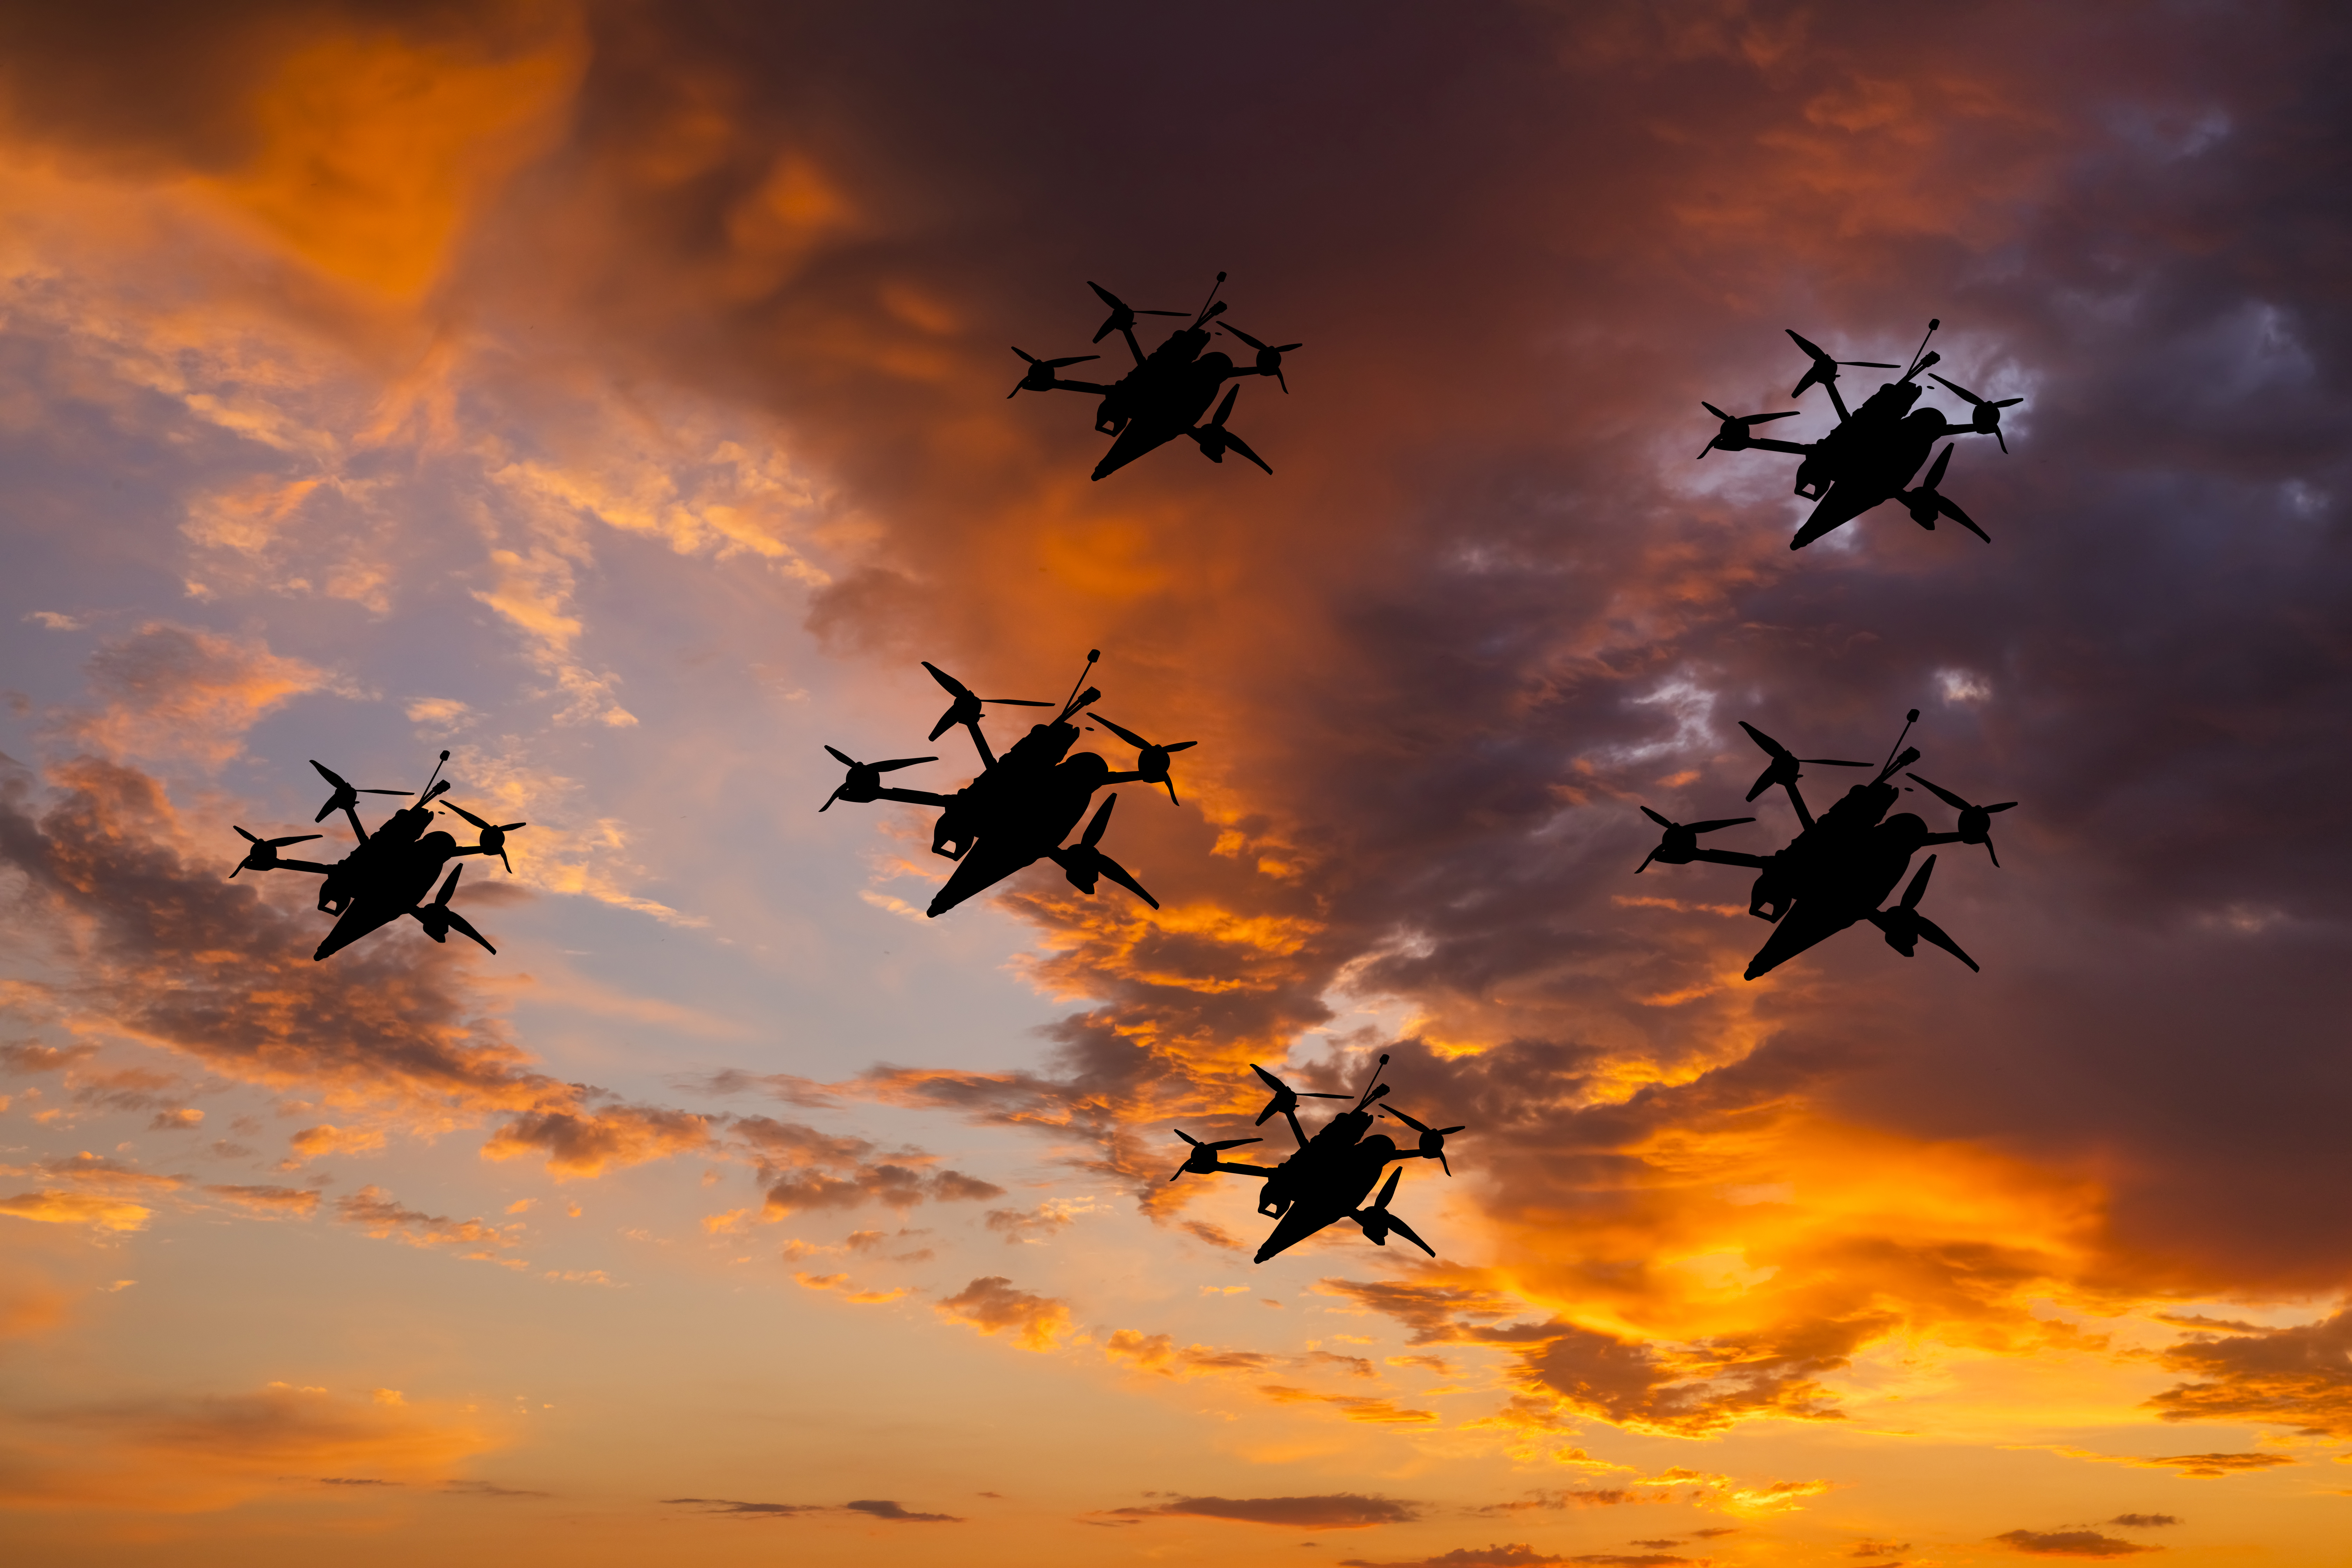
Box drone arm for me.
[271,859,337,875]
[875,786,955,807]
[1688,847,1767,869]
[342,807,370,844]
[1825,383,1851,422]
[1917,830,1966,847]
[1210,1160,1278,1177]
[1279,1107,1310,1149]
[1118,326,1145,365]
[1052,378,1115,395]
[1745,437,1812,457]
[1097,769,1146,786]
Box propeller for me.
[441,802,527,873]
[1785,329,1898,399]
[1189,385,1272,474]
[1380,1104,1465,1176]
[1054,794,1159,909]
[819,745,936,812]
[1090,715,1197,804]
[1635,805,1755,873]
[228,825,321,877]
[1007,345,1099,398]
[1928,373,2023,453]
[922,660,1051,742]
[1696,401,1800,459]
[407,863,496,953]
[1906,772,2017,867]
[1868,854,1977,971]
[1351,1166,1435,1255]
[1896,444,1991,542]
[1737,720,1871,804]
[1087,280,1185,344]
[1248,1062,1350,1127]
[1169,1126,1262,1181]
[308,759,409,823]
[1219,322,1302,392]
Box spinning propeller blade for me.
[1168,1126,1261,1180]
[1248,1063,1349,1126]
[1906,772,2017,867]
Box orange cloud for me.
[64,623,344,766]
[199,7,585,300]
[480,1104,710,1181]
[933,1276,1070,1352]
[0,1381,497,1513]
[0,1191,152,1233]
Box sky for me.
[1,1,2348,1563]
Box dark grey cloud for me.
[1106,1493,1421,1528]
[662,1496,960,1521]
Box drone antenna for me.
[1192,271,1228,328]
[1056,649,1101,719]
[1356,1051,1392,1108]
[1879,708,1922,779]
[420,749,452,798]
[1904,318,1941,379]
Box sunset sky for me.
[3,3,2350,1564]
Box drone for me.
[1633,709,2017,980]
[1696,318,2023,549]
[1009,272,1299,480]
[818,651,1195,919]
[225,751,525,961]
[1169,1055,1463,1265]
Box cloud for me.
[0,1190,152,1232]
[1102,1330,1275,1379]
[480,1104,710,1182]
[334,1186,517,1260]
[1106,1493,1421,1529]
[64,623,347,766]
[2146,1310,2352,1436]
[2107,1515,2179,1528]
[0,1381,496,1512]
[663,1496,960,1522]
[933,1276,1070,1352]
[728,1115,1002,1217]
[202,1184,320,1217]
[1256,1385,1439,1425]
[1991,1530,2160,1558]
[1340,1548,1567,1568]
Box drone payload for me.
[1169,1055,1464,1265]
[817,650,1196,919]
[1009,272,1299,481]
[1696,319,2023,549]
[1633,709,2017,981]
[225,750,525,962]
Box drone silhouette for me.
[1009,272,1298,480]
[1697,319,2022,548]
[225,751,525,961]
[818,651,1195,918]
[1169,1055,1462,1264]
[1633,710,2016,979]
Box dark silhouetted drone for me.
[818,651,1194,918]
[1169,1055,1462,1265]
[226,751,525,961]
[1009,273,1298,480]
[1634,710,2016,980]
[1697,319,2022,548]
